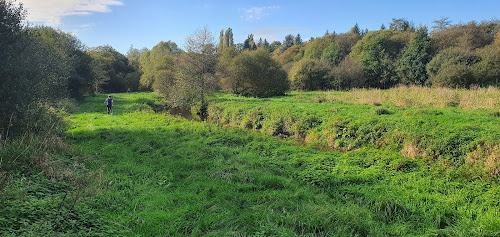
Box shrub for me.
[374,108,391,115]
[289,58,331,91]
[431,64,476,88]
[331,58,366,90]
[427,47,480,88]
[220,49,289,97]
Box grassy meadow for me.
[2,89,500,236]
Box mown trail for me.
[66,92,499,236]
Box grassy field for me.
[2,90,499,236]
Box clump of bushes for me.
[218,48,289,97]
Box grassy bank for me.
[2,91,499,235]
[68,92,498,235]
[209,87,500,180]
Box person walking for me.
[105,95,113,115]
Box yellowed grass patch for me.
[324,85,500,110]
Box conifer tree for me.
[294,34,303,45]
[224,27,234,47]
[350,23,361,36]
[218,29,224,52]
[398,27,432,85]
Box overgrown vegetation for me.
[208,88,500,181]
[2,1,500,235]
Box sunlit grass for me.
[58,91,500,235]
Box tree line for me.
[2,0,500,138]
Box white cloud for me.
[240,6,279,21]
[20,0,123,26]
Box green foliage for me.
[273,44,304,68]
[0,2,90,138]
[138,41,179,92]
[220,49,289,97]
[88,45,136,93]
[427,47,481,88]
[243,34,257,50]
[321,43,345,66]
[303,34,335,59]
[431,22,495,52]
[474,34,500,86]
[398,27,432,85]
[290,58,331,91]
[431,64,477,88]
[169,26,218,109]
[389,18,415,32]
[350,30,414,88]
[2,92,496,236]
[374,108,391,115]
[331,58,366,90]
[268,41,282,53]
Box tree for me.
[217,46,239,92]
[1,1,88,136]
[29,26,92,98]
[432,17,452,32]
[474,34,500,86]
[331,58,366,90]
[294,34,303,45]
[224,27,234,47]
[349,30,413,88]
[283,34,295,50]
[218,29,224,52]
[289,58,331,91]
[426,47,480,88]
[257,38,263,48]
[303,34,335,59]
[398,27,432,85]
[274,45,304,73]
[139,41,180,91]
[430,23,494,52]
[88,45,135,93]
[389,18,415,32]
[350,23,361,36]
[219,49,289,97]
[322,43,344,66]
[170,26,218,112]
[263,39,270,51]
[126,46,147,91]
[243,34,257,50]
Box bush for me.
[289,58,331,91]
[431,64,476,88]
[427,47,480,88]
[331,58,366,90]
[220,49,289,97]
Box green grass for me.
[63,92,499,236]
[3,91,499,236]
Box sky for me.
[19,0,500,54]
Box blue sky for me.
[20,0,500,54]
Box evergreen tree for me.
[263,39,270,51]
[398,27,432,85]
[284,34,295,49]
[243,34,257,50]
[294,34,303,45]
[249,34,257,50]
[257,37,263,48]
[224,27,234,47]
[218,29,224,52]
[350,23,361,36]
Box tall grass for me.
[322,85,500,110]
[4,91,499,235]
